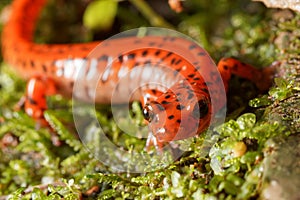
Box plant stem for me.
[129,0,174,29]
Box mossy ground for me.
[0,0,298,199]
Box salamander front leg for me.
[22,76,56,127]
[145,131,165,153]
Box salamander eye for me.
[192,99,209,119]
[143,105,154,122]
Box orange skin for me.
[2,0,274,150]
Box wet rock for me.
[261,134,300,200]
[253,0,300,13]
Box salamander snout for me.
[142,94,211,144]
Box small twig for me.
[129,0,174,29]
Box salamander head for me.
[142,89,212,145]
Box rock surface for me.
[254,0,300,13]
[261,134,300,200]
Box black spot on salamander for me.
[156,104,165,111]
[127,53,136,60]
[118,54,123,62]
[144,60,151,65]
[188,74,195,78]
[155,50,161,56]
[162,52,173,60]
[201,88,209,93]
[148,42,156,46]
[162,37,169,41]
[142,50,148,57]
[134,39,142,44]
[170,58,176,65]
[175,59,182,65]
[98,55,109,62]
[162,37,176,42]
[28,97,38,105]
[69,81,74,88]
[176,104,185,110]
[161,100,170,104]
[115,83,120,93]
[193,77,201,81]
[30,60,35,68]
[187,93,194,99]
[80,45,90,51]
[168,115,175,120]
[151,89,157,95]
[67,44,74,49]
[197,52,205,56]
[200,82,208,87]
[56,48,64,54]
[165,94,171,99]
[42,64,47,73]
[176,68,181,72]
[39,108,46,113]
[223,65,228,70]
[176,119,181,123]
[189,44,197,50]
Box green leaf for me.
[249,95,271,107]
[83,0,118,31]
[236,113,256,130]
